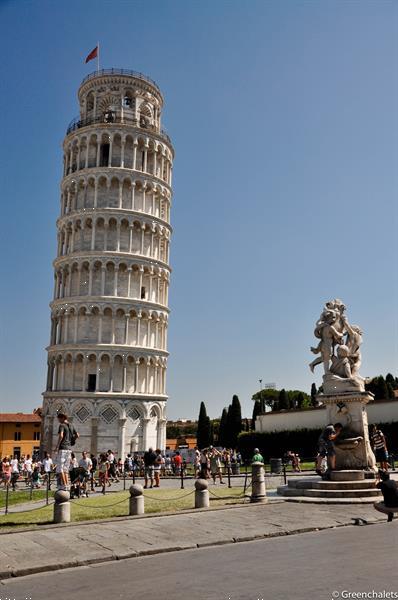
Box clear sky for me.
[0,0,397,420]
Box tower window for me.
[141,287,146,299]
[123,96,132,107]
[87,374,96,392]
[100,144,110,167]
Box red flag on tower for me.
[85,46,98,64]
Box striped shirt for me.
[371,430,385,450]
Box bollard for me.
[250,462,267,503]
[53,490,71,523]
[195,478,209,509]
[129,484,144,515]
[227,465,231,488]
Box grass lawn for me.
[0,485,248,530]
[0,489,53,508]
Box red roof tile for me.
[0,413,41,423]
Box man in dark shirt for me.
[143,447,157,489]
[377,470,398,509]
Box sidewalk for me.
[0,498,388,580]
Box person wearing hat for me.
[252,448,264,463]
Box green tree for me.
[197,402,211,449]
[218,408,228,447]
[278,389,289,410]
[386,373,398,390]
[252,388,279,411]
[208,418,214,446]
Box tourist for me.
[23,454,33,484]
[42,452,53,488]
[78,451,92,497]
[200,448,210,479]
[124,453,132,476]
[209,447,225,484]
[173,451,182,475]
[98,453,110,490]
[193,447,201,477]
[10,454,19,491]
[292,453,301,472]
[316,422,343,476]
[371,425,389,471]
[154,449,163,487]
[143,447,157,489]
[31,466,42,488]
[252,448,264,463]
[164,454,172,475]
[376,470,398,521]
[54,412,79,490]
[1,457,11,489]
[107,450,119,482]
[90,453,97,489]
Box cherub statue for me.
[309,310,344,373]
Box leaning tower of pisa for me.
[41,68,173,458]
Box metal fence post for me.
[180,465,184,489]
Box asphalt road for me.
[1,522,397,600]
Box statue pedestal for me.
[319,392,376,472]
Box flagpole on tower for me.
[97,41,100,74]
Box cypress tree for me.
[252,400,261,429]
[229,395,243,449]
[310,383,317,407]
[197,402,211,449]
[296,392,305,409]
[278,389,288,410]
[219,408,228,447]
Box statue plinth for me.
[318,391,376,472]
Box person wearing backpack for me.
[54,412,79,490]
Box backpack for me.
[68,424,78,446]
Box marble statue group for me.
[309,299,365,394]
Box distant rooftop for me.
[0,413,41,423]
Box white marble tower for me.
[41,68,173,458]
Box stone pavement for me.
[0,498,389,580]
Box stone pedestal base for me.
[319,391,377,472]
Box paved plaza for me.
[1,522,397,600]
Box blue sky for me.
[0,0,397,419]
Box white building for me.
[255,399,398,433]
[41,68,174,458]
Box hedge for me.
[237,421,398,461]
